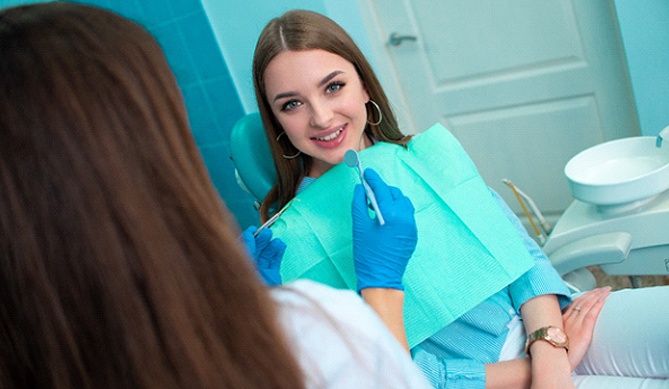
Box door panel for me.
[415,0,585,86]
[362,0,640,216]
[448,96,602,210]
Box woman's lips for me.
[311,125,346,149]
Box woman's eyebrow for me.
[273,91,297,102]
[272,70,345,102]
[318,70,344,87]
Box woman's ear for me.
[358,75,370,101]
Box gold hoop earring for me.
[276,132,302,159]
[366,100,383,126]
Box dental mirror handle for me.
[345,149,384,225]
[362,172,385,225]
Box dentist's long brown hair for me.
[0,3,304,388]
[253,10,411,222]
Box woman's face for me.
[263,49,372,178]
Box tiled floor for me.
[590,265,669,291]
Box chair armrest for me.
[548,232,632,275]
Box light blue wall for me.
[614,0,669,136]
[201,0,323,113]
[202,0,375,113]
[206,0,669,138]
[5,0,666,226]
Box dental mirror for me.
[345,149,384,225]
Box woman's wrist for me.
[360,288,405,319]
[529,341,569,360]
[360,286,404,297]
[529,342,572,380]
[360,288,409,352]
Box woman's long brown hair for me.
[0,3,304,388]
[253,10,411,222]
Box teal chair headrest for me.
[229,112,277,203]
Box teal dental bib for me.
[271,123,534,347]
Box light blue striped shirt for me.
[410,190,572,388]
[298,177,572,388]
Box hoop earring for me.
[366,100,383,126]
[276,132,302,159]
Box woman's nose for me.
[309,101,333,129]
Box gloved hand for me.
[352,168,417,292]
[241,226,286,286]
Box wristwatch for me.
[525,326,569,356]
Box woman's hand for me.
[528,343,574,389]
[351,168,417,292]
[241,226,286,286]
[520,295,574,389]
[352,169,416,351]
[562,286,611,370]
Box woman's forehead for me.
[263,49,356,95]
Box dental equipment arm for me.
[502,179,551,235]
[503,179,546,244]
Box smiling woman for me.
[263,49,372,178]
[252,9,411,221]
[250,9,669,389]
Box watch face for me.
[547,327,567,343]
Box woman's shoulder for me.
[271,280,431,388]
[271,279,365,321]
[296,176,317,194]
[274,278,352,299]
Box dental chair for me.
[229,112,600,293]
[544,238,620,293]
[229,112,276,210]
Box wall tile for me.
[182,84,223,145]
[9,0,253,227]
[178,10,225,82]
[198,144,259,227]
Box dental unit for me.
[537,128,669,291]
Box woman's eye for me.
[326,81,344,94]
[281,100,301,111]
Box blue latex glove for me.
[352,168,417,292]
[241,226,286,286]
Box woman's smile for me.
[312,125,347,148]
[263,49,371,177]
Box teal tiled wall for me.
[1,0,258,227]
[73,0,258,228]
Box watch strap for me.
[525,326,569,356]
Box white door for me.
[359,0,640,220]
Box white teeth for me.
[316,128,343,142]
